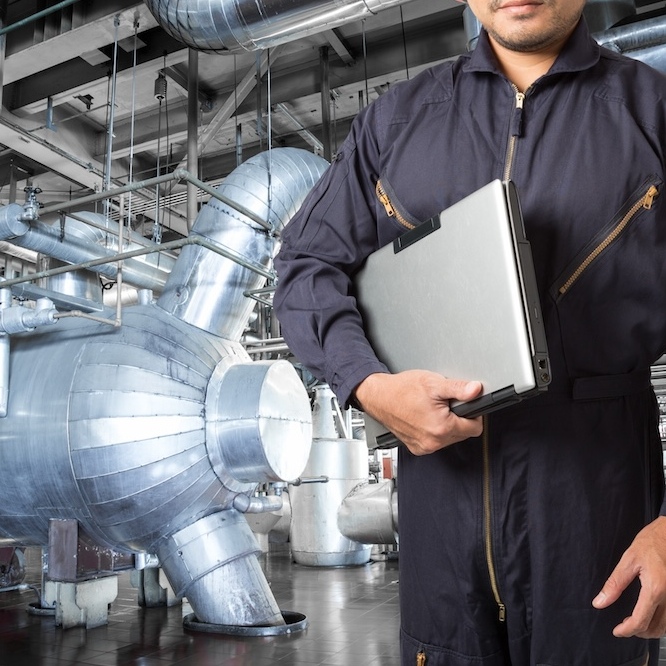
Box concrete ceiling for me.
[0,0,662,239]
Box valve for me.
[21,186,43,222]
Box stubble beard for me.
[486,7,582,52]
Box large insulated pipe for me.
[0,209,172,291]
[157,147,328,340]
[593,14,666,71]
[144,0,415,53]
[338,479,398,545]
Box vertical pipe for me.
[0,0,7,112]
[104,16,121,221]
[235,124,243,167]
[186,49,199,232]
[319,46,332,162]
[255,54,263,149]
[0,287,11,418]
[8,162,17,204]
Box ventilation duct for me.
[593,14,666,72]
[158,147,329,339]
[144,0,415,53]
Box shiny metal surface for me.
[0,148,322,625]
[0,210,172,292]
[156,511,284,626]
[145,0,416,53]
[338,479,398,546]
[593,14,666,71]
[37,217,105,304]
[158,148,328,340]
[290,437,372,567]
[206,359,312,489]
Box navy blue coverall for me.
[274,18,666,666]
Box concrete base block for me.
[53,576,118,629]
[131,568,180,608]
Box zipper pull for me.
[511,91,525,138]
[376,181,396,217]
[498,603,506,622]
[416,651,426,666]
[643,184,659,210]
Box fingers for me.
[593,558,635,610]
[452,379,484,403]
[593,518,666,640]
[353,371,485,455]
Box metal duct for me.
[157,147,329,340]
[338,479,398,546]
[0,210,173,292]
[144,0,415,53]
[593,14,666,71]
[0,147,322,626]
[36,217,105,303]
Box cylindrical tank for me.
[290,437,372,566]
[0,304,311,551]
[0,304,311,624]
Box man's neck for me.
[489,37,567,92]
[492,44,559,91]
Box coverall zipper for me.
[416,650,426,665]
[483,420,506,622]
[376,179,417,230]
[557,183,659,296]
[481,88,524,626]
[503,87,525,182]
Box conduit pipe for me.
[0,0,82,37]
[144,0,416,53]
[39,169,271,230]
[0,211,171,292]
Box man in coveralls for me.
[273,0,666,660]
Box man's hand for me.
[353,370,484,455]
[592,516,666,638]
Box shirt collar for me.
[463,17,601,79]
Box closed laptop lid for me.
[353,179,550,448]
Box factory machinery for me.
[0,144,399,632]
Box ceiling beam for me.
[6,28,186,115]
[322,29,355,65]
[3,2,156,86]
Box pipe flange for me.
[183,610,308,636]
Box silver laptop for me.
[354,179,551,449]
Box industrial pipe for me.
[0,0,81,37]
[144,0,416,53]
[157,148,328,340]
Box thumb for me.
[593,560,636,609]
[454,380,484,402]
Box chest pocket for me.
[376,177,426,232]
[547,176,663,378]
[550,178,660,303]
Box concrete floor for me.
[0,546,665,665]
